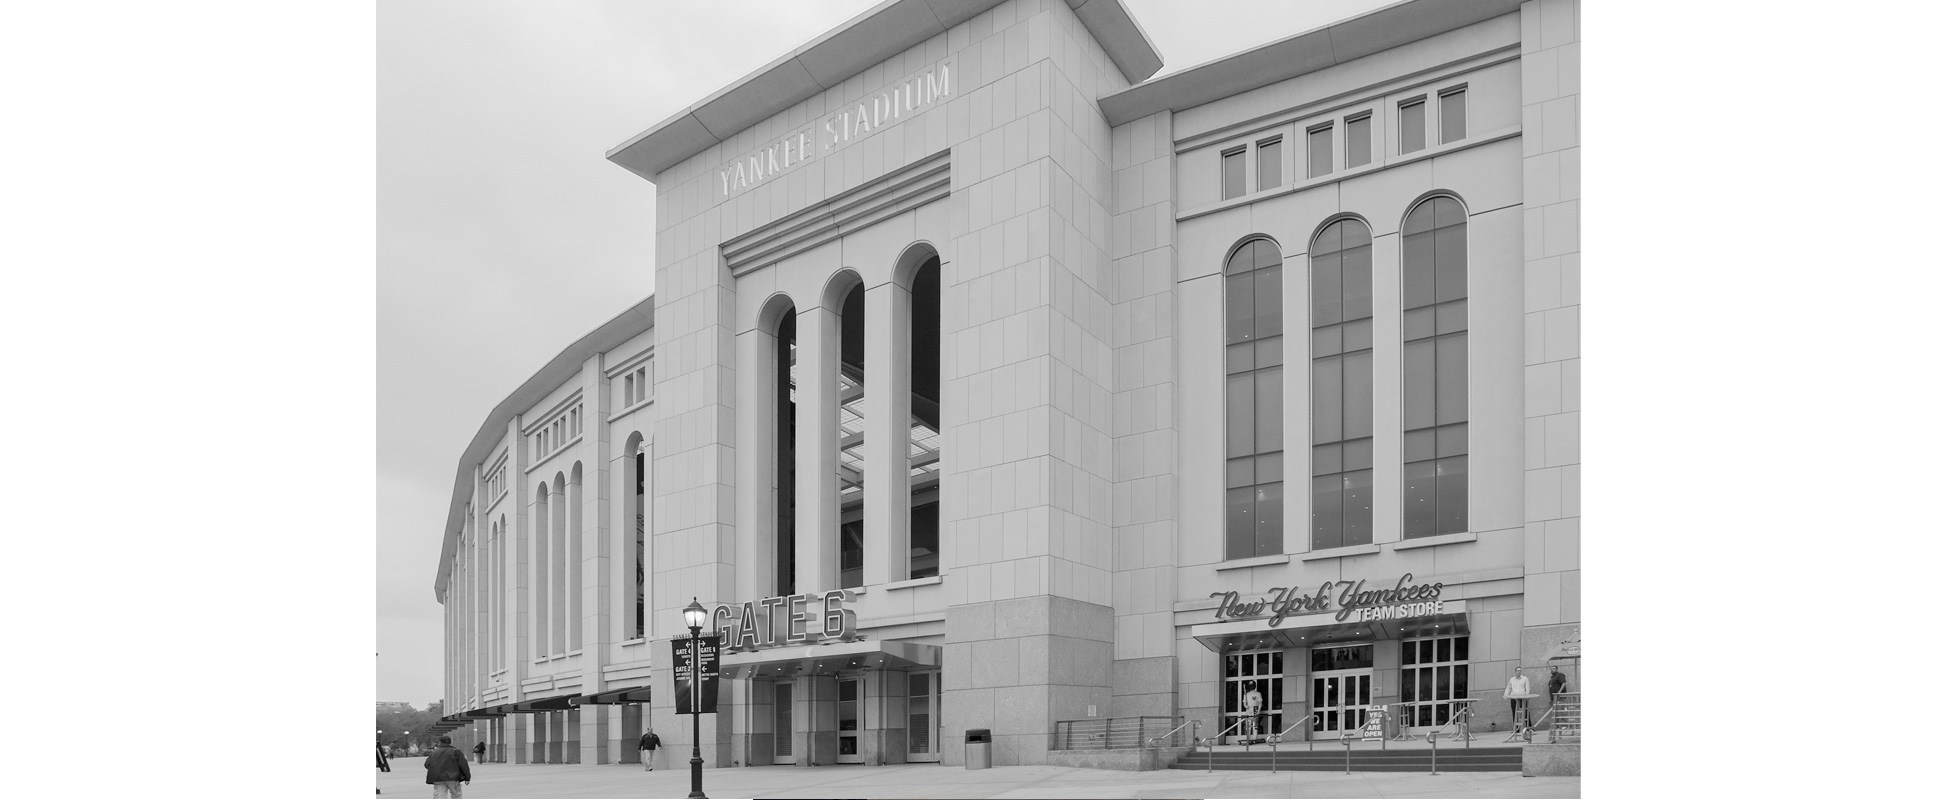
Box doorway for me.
[1308,644,1374,740]
[772,682,795,765]
[904,671,939,762]
[836,678,863,764]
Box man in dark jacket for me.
[423,735,472,798]
[638,730,661,771]
[472,740,486,764]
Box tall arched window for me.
[622,433,646,640]
[1402,195,1469,538]
[834,276,867,589]
[566,463,582,652]
[906,255,941,580]
[533,483,550,659]
[1224,237,1284,559]
[1310,218,1374,549]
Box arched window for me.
[550,472,567,655]
[622,433,646,640]
[905,255,941,580]
[765,300,799,596]
[1224,237,1284,559]
[1402,196,1469,538]
[1309,218,1374,549]
[565,463,582,652]
[831,274,867,589]
[533,483,550,659]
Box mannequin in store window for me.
[1243,684,1265,741]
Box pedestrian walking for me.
[423,734,472,799]
[638,730,661,771]
[472,740,486,765]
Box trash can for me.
[964,729,991,770]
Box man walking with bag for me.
[423,734,472,798]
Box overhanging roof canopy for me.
[720,638,940,680]
[512,693,579,713]
[607,0,1162,182]
[575,686,653,706]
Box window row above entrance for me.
[1223,195,1473,562]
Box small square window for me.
[1345,114,1371,168]
[1256,138,1282,191]
[1307,124,1333,178]
[1222,147,1247,200]
[1440,88,1466,144]
[1399,99,1426,154]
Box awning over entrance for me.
[461,706,508,718]
[573,686,652,705]
[511,693,578,712]
[719,638,940,680]
[1191,600,1470,653]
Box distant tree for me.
[426,700,443,715]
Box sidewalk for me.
[377,759,1578,799]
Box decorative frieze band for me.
[721,148,950,277]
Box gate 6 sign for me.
[712,589,860,651]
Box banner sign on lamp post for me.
[671,635,721,715]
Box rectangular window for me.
[1399,99,1425,154]
[1256,138,1282,191]
[1439,88,1466,144]
[1301,125,1331,179]
[1345,114,1370,168]
[1222,147,1246,200]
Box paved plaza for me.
[375,760,1578,799]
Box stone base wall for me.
[1522,742,1579,776]
[1043,746,1186,771]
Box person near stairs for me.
[1504,666,1532,732]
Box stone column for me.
[1518,0,1581,724]
[863,282,912,587]
[795,304,842,593]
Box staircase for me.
[1167,745,1522,773]
[1547,693,1580,742]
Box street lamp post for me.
[683,597,708,799]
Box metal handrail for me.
[1203,718,1247,773]
[1441,699,1475,748]
[1264,718,1314,772]
[1145,718,1199,749]
[1532,692,1579,742]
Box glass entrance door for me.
[772,682,795,765]
[836,678,863,764]
[1309,644,1375,740]
[1223,650,1283,742]
[904,671,939,762]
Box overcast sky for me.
[378,0,1398,707]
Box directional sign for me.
[671,635,721,715]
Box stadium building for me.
[429,0,1581,769]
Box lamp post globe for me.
[683,597,708,634]
[682,596,708,799]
